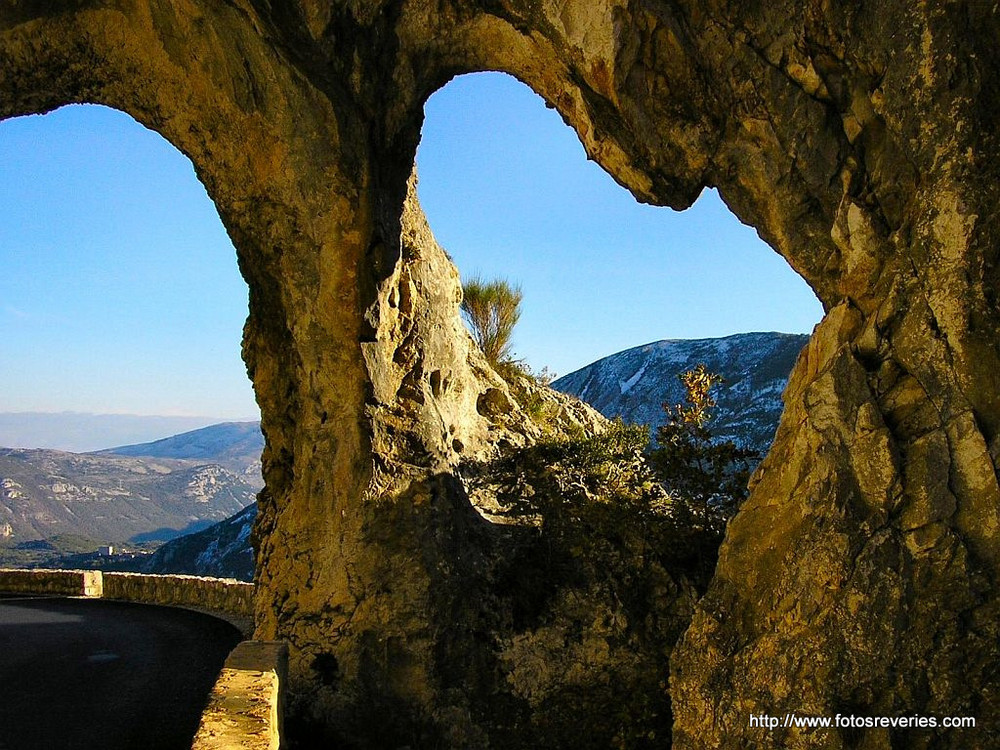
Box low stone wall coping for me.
[192,640,288,750]
[102,571,254,636]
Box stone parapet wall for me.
[102,572,254,636]
[0,569,253,635]
[192,640,288,750]
[0,568,102,597]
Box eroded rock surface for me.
[2,1,999,747]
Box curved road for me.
[0,595,242,750]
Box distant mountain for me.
[99,421,264,489]
[552,332,809,455]
[0,448,257,549]
[0,412,243,453]
[138,503,257,581]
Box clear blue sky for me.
[0,72,821,418]
[0,105,256,418]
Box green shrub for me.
[647,364,759,529]
[463,367,759,747]
[461,276,523,366]
[469,422,716,747]
[472,420,720,600]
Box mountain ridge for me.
[0,412,258,453]
[552,331,809,455]
[134,502,257,580]
[0,447,256,548]
[97,421,264,489]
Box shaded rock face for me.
[2,2,999,747]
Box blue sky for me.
[0,105,255,418]
[0,71,821,419]
[418,73,821,378]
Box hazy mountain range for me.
[0,412,256,453]
[0,422,263,567]
[97,421,264,490]
[0,450,254,544]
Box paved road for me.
[0,595,242,750]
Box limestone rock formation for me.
[3,1,999,748]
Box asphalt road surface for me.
[0,595,242,750]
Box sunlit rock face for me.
[2,1,999,747]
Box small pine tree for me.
[461,276,523,366]
[647,364,758,527]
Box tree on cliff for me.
[647,364,758,527]
[461,276,523,367]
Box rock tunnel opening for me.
[416,71,823,462]
[1,4,996,747]
[0,103,261,562]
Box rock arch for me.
[3,2,998,747]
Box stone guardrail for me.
[0,568,285,749]
[192,640,288,750]
[102,571,254,636]
[0,567,104,597]
[0,568,253,634]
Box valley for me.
[0,422,263,570]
